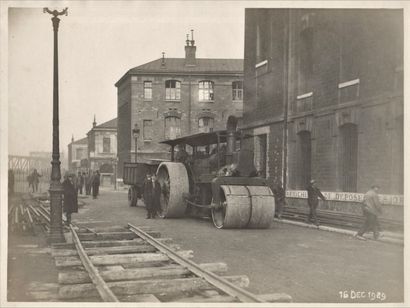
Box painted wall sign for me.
[286,190,403,206]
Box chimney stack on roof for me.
[161,52,166,67]
[185,29,196,66]
[93,115,97,128]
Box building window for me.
[143,120,153,141]
[164,116,181,140]
[199,81,214,101]
[103,137,111,153]
[144,81,152,100]
[339,124,358,192]
[165,80,181,100]
[297,131,311,189]
[254,134,267,178]
[232,81,243,101]
[198,117,214,133]
[298,28,314,94]
[75,148,84,160]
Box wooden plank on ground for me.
[58,275,249,299]
[55,250,193,268]
[58,262,228,284]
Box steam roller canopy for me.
[212,185,275,229]
[156,162,189,218]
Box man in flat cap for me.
[355,185,383,240]
[306,179,326,226]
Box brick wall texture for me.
[243,9,403,195]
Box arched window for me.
[143,81,152,100]
[198,117,214,133]
[297,131,311,189]
[164,116,181,140]
[165,80,181,100]
[232,81,243,101]
[339,123,358,192]
[199,81,214,101]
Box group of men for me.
[27,169,42,193]
[62,169,101,225]
[74,170,101,199]
[273,179,383,241]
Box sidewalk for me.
[274,218,404,245]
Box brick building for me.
[242,9,403,213]
[67,136,88,173]
[86,117,118,186]
[115,32,243,178]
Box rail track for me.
[40,222,292,303]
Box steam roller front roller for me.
[212,185,275,229]
[156,162,190,218]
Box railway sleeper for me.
[58,262,228,284]
[55,250,194,268]
[52,238,173,250]
[58,275,249,299]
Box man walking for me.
[76,172,84,195]
[306,179,326,226]
[31,169,42,193]
[355,185,383,240]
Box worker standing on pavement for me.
[151,174,162,218]
[62,173,78,225]
[306,179,326,226]
[273,181,286,219]
[355,185,383,240]
[91,170,100,199]
[143,174,153,218]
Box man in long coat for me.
[143,174,153,218]
[355,185,383,240]
[92,170,100,199]
[62,174,78,225]
[306,179,326,226]
[150,174,162,218]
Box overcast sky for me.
[7,1,248,159]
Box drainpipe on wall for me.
[188,75,192,134]
[282,9,291,191]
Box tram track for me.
[45,222,292,303]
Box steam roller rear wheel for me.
[212,185,275,229]
[156,162,189,218]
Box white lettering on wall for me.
[286,190,403,206]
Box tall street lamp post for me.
[44,7,68,243]
[132,124,140,163]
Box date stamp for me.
[339,290,386,301]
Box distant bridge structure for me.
[8,155,51,173]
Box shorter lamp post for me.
[132,123,140,163]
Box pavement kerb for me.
[273,218,404,246]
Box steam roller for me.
[156,115,276,229]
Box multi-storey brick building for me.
[242,9,403,217]
[115,33,244,178]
